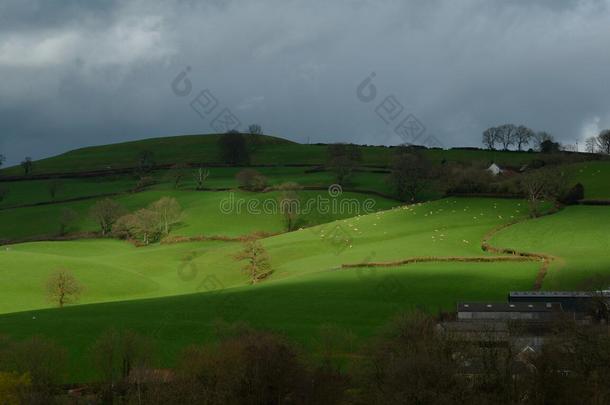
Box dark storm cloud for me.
[1,0,610,165]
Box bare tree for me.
[248,124,262,135]
[359,311,468,404]
[482,127,501,150]
[194,167,210,190]
[236,169,268,191]
[46,269,83,308]
[149,197,182,235]
[277,182,301,231]
[137,150,155,174]
[91,329,153,400]
[47,180,62,199]
[59,208,78,236]
[89,198,127,236]
[596,129,610,154]
[117,209,162,245]
[234,238,273,284]
[168,163,189,189]
[7,336,67,402]
[327,143,362,185]
[514,125,534,151]
[585,137,598,153]
[521,167,569,217]
[497,124,516,150]
[0,154,5,168]
[20,157,32,175]
[388,150,432,202]
[533,131,554,151]
[248,124,263,151]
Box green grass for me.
[0,198,530,314]
[569,161,610,199]
[0,260,538,381]
[1,197,519,314]
[0,133,553,176]
[0,132,606,383]
[0,196,562,380]
[0,188,397,240]
[490,205,610,290]
[0,177,136,209]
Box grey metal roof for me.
[509,291,610,298]
[458,302,562,312]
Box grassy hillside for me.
[490,205,610,289]
[0,133,549,176]
[0,260,538,381]
[0,189,397,241]
[0,197,530,314]
[569,161,610,199]
[0,197,541,380]
[0,132,608,384]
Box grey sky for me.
[1,0,609,165]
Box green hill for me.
[0,132,609,383]
[1,133,554,176]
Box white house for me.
[486,163,503,176]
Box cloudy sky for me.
[1,0,610,165]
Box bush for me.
[235,169,268,191]
[133,176,155,192]
[175,330,310,404]
[445,166,495,194]
[561,183,585,205]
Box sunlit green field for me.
[0,133,608,383]
[0,198,531,314]
[0,197,540,380]
[490,205,610,289]
[569,161,610,199]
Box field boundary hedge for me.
[578,199,610,206]
[0,191,125,211]
[0,232,102,246]
[341,255,539,269]
[341,208,561,291]
[481,212,559,290]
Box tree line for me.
[482,124,561,152]
[2,312,610,404]
[482,124,610,155]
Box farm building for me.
[486,163,503,176]
[508,291,610,312]
[457,302,563,321]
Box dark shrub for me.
[561,183,585,205]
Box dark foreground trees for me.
[2,315,610,403]
[0,336,67,404]
[355,311,470,404]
